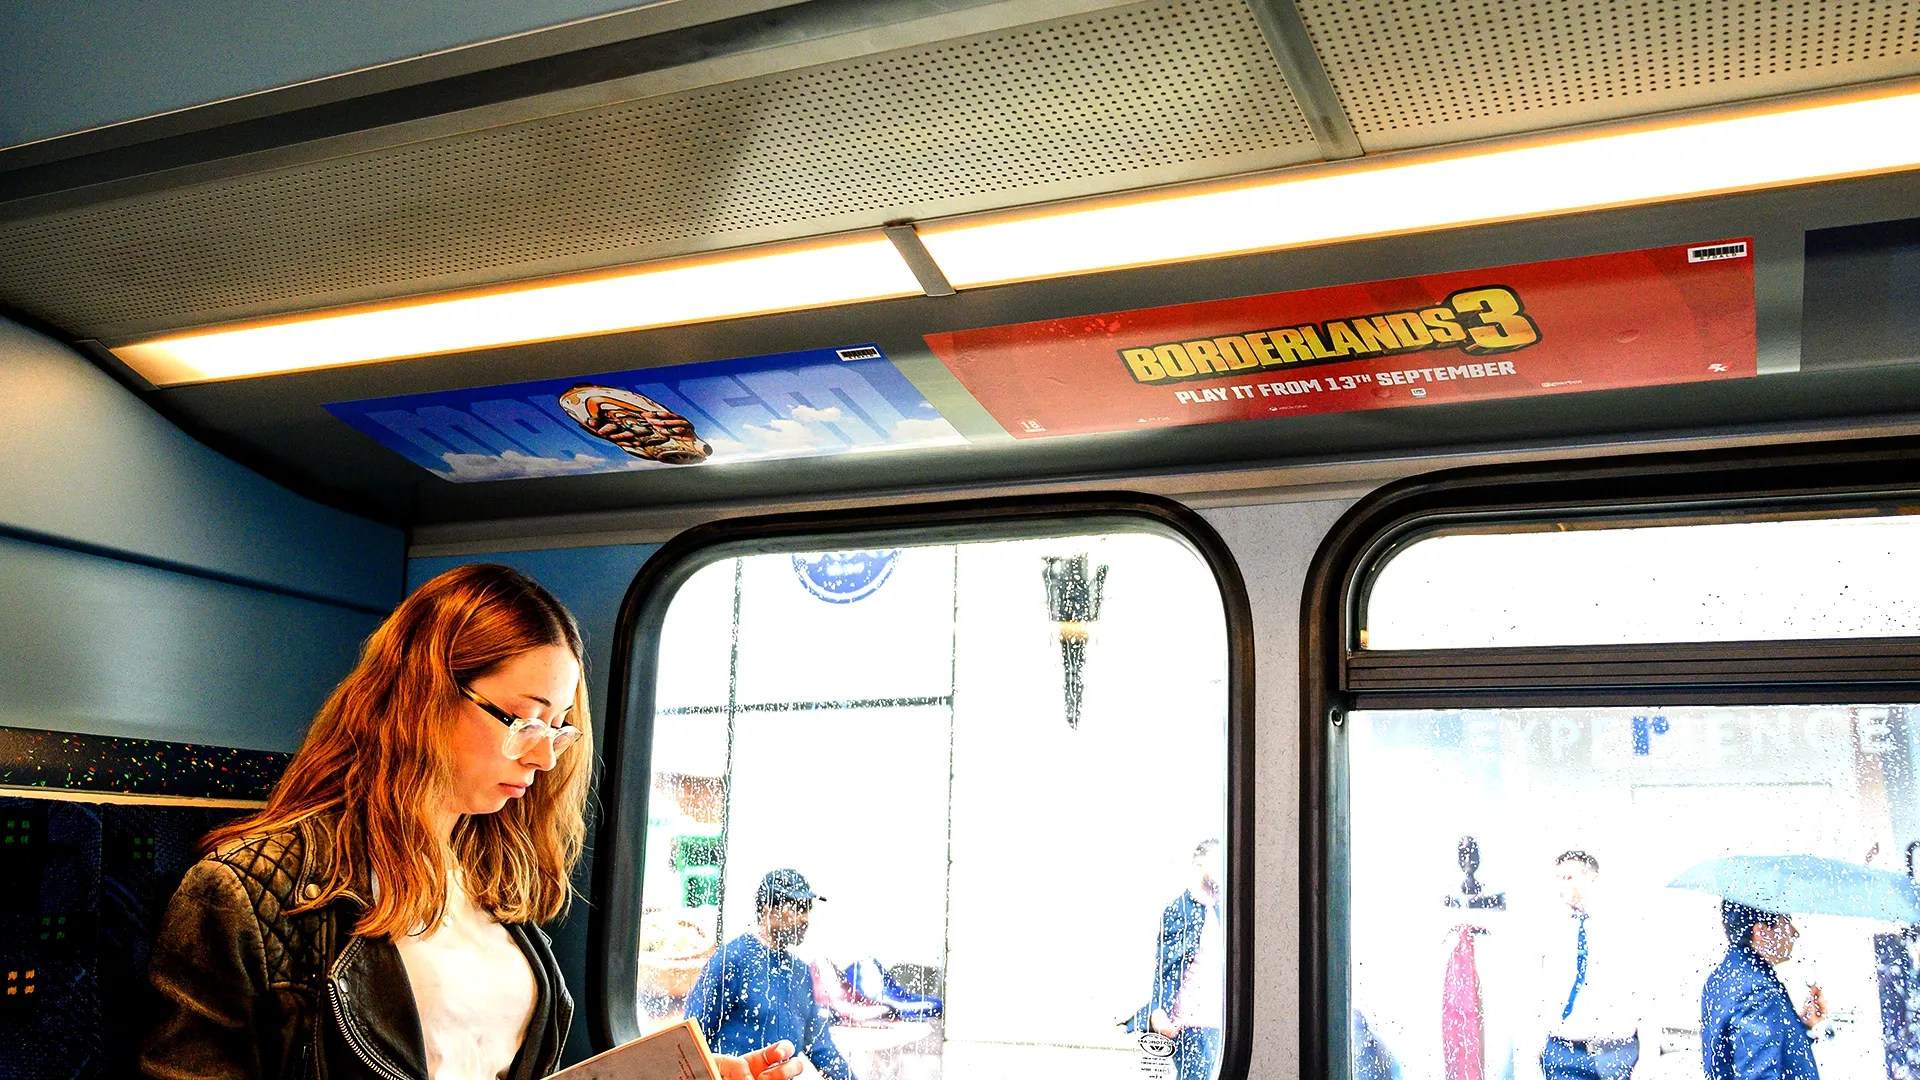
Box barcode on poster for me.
[1687,241,1749,263]
[836,346,883,362]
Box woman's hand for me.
[716,1041,803,1080]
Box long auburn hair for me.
[203,564,593,938]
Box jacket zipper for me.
[326,938,416,1080]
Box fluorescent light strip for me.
[118,84,1920,386]
[918,85,1920,288]
[115,236,923,385]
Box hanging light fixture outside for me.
[1041,554,1108,729]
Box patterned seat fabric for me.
[0,799,248,1080]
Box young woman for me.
[141,564,800,1080]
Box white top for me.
[1539,908,1642,1042]
[395,872,538,1080]
[1172,894,1225,1030]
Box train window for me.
[599,502,1250,1080]
[1347,704,1917,1080]
[1362,512,1920,649]
[1309,460,1920,1080]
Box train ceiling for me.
[3,0,1919,535]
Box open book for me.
[547,1020,719,1080]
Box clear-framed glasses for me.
[458,684,584,759]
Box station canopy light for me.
[114,80,1920,385]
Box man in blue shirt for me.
[1536,851,1642,1080]
[1701,901,1827,1080]
[688,869,856,1080]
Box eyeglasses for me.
[458,684,584,759]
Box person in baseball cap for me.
[756,868,824,920]
[687,868,856,1079]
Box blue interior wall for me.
[0,536,377,751]
[0,0,653,147]
[0,317,404,750]
[0,310,645,1063]
[407,541,661,1064]
[0,320,401,610]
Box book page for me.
[547,1019,720,1080]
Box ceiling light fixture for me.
[113,235,924,385]
[916,82,1920,288]
[112,82,1920,386]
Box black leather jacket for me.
[140,814,572,1080]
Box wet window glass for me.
[638,532,1231,1080]
[1346,706,1920,1080]
[1362,515,1920,650]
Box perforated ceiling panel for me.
[1298,0,1920,151]
[0,0,1318,341]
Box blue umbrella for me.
[1668,854,1920,924]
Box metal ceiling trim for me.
[401,412,1920,555]
[908,72,1920,228]
[5,0,1321,342]
[0,0,1142,219]
[1296,0,1920,153]
[1242,0,1361,160]
[885,225,958,298]
[0,0,806,172]
[74,146,1311,344]
[51,61,1908,344]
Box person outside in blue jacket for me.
[1147,839,1225,1080]
[688,869,856,1080]
[1701,901,1828,1080]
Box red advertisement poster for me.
[925,240,1756,438]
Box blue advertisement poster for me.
[326,345,964,482]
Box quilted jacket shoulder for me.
[205,827,315,987]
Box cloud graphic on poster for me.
[741,419,836,452]
[890,417,966,445]
[437,450,647,482]
[790,404,844,424]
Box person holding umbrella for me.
[1700,901,1827,1080]
[1675,852,1920,1080]
[1666,849,1920,1076]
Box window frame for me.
[589,491,1257,1080]
[1300,433,1920,1080]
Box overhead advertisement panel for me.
[327,345,963,482]
[925,240,1756,438]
